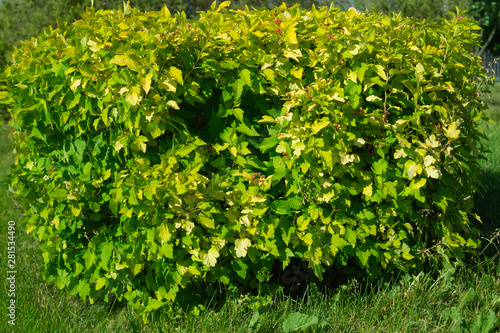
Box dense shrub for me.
[0,1,493,319]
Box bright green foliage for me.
[0,1,493,319]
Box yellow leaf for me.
[167,100,180,109]
[235,238,252,257]
[141,73,153,95]
[71,205,81,216]
[229,146,238,157]
[425,134,440,148]
[311,118,330,134]
[402,252,414,260]
[240,215,251,227]
[366,95,382,102]
[200,247,219,267]
[416,63,425,74]
[114,140,124,151]
[444,122,460,139]
[125,92,141,106]
[169,66,183,85]
[70,78,81,92]
[412,178,427,189]
[117,22,130,30]
[394,148,408,159]
[286,27,298,44]
[405,160,422,179]
[217,1,231,11]
[291,140,306,156]
[363,183,373,197]
[103,169,111,180]
[301,233,313,245]
[283,48,302,61]
[95,277,107,290]
[110,54,140,72]
[425,166,441,179]
[424,155,436,167]
[375,65,388,81]
[258,115,276,123]
[51,216,60,230]
[160,6,170,17]
[159,75,177,92]
[292,67,303,79]
[263,68,275,82]
[350,44,361,56]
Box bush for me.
[0,1,493,319]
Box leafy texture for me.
[0,2,492,321]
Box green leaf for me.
[240,69,252,87]
[197,212,215,229]
[32,126,45,141]
[159,243,174,259]
[232,258,248,279]
[50,188,68,200]
[258,136,279,152]
[100,241,113,271]
[282,312,318,333]
[372,158,388,175]
[482,310,497,332]
[145,298,165,312]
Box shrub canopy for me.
[0,1,493,319]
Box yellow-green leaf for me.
[286,27,298,44]
[235,238,252,257]
[363,183,373,197]
[311,118,330,134]
[95,277,106,290]
[198,212,215,229]
[405,160,422,179]
[200,247,219,267]
[70,78,81,92]
[169,66,183,85]
[141,73,153,95]
[167,100,180,109]
[240,69,252,87]
[444,122,460,139]
[110,54,140,72]
[425,166,441,179]
[157,224,171,243]
[412,178,427,189]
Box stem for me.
[382,85,388,126]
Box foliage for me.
[0,1,493,321]
[353,0,472,21]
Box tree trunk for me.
[478,25,497,57]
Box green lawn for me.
[1,84,500,333]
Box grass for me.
[1,85,500,332]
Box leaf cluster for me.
[0,1,493,320]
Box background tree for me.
[469,0,500,56]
